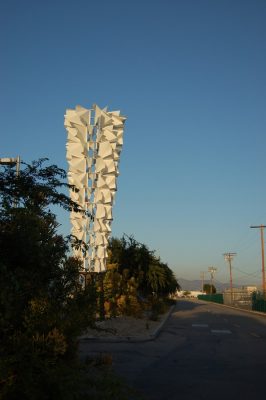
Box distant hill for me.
[177,278,241,292]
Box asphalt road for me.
[79,299,266,399]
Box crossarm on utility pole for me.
[250,225,266,293]
[223,253,236,304]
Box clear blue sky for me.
[1,0,266,287]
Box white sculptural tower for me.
[64,104,126,272]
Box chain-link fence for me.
[252,292,266,312]
[223,289,252,310]
[198,290,266,313]
[197,294,224,304]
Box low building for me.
[244,286,257,294]
[176,290,205,298]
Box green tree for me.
[147,263,167,293]
[0,159,99,399]
[203,283,217,294]
[108,235,180,299]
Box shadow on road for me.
[79,299,266,400]
[133,299,266,399]
[175,299,207,311]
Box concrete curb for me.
[197,299,266,317]
[79,304,175,343]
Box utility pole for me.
[200,271,207,293]
[208,267,217,295]
[250,225,266,294]
[223,252,236,305]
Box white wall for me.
[176,290,205,298]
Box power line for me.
[229,228,258,253]
[223,253,236,304]
[250,225,266,293]
[233,267,261,277]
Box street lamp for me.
[0,156,20,176]
[0,156,21,207]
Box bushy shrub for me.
[108,235,180,299]
[149,298,169,321]
[0,160,129,399]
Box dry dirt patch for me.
[80,311,170,339]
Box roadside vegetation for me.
[104,235,179,319]
[203,283,216,294]
[0,159,179,399]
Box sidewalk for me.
[79,304,175,343]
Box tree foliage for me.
[0,159,179,398]
[0,159,99,399]
[103,236,179,319]
[107,235,180,298]
[203,283,217,294]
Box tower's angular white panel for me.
[65,104,126,272]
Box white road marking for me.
[192,324,209,328]
[211,329,232,334]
